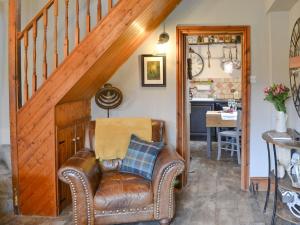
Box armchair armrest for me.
[152,146,185,220]
[58,150,101,225]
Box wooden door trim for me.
[176,25,251,191]
[8,0,20,214]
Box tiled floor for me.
[0,142,293,225]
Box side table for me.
[262,129,300,225]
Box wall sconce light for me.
[156,24,169,54]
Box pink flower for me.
[264,87,271,94]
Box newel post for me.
[8,0,21,214]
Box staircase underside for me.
[15,0,181,216]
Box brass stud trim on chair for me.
[63,170,94,225]
[155,161,185,219]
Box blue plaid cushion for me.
[119,134,164,180]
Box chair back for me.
[84,119,165,171]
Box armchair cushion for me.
[120,134,164,180]
[94,172,153,211]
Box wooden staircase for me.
[9,0,181,216]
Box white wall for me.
[0,0,10,144]
[92,0,273,177]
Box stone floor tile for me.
[0,142,297,225]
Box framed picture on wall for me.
[141,55,166,87]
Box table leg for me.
[207,127,211,159]
[263,141,271,213]
[271,144,278,225]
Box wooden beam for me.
[8,0,20,214]
[290,56,300,69]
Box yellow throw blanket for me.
[95,118,152,160]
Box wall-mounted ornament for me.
[290,18,300,118]
[95,83,123,118]
[187,47,204,80]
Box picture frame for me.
[141,54,166,87]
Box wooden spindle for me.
[75,0,80,46]
[53,0,58,68]
[64,0,69,57]
[23,30,29,102]
[32,21,37,93]
[43,9,48,81]
[97,0,102,22]
[108,0,112,12]
[86,0,90,33]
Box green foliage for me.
[264,83,290,113]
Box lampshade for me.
[158,32,169,44]
[224,61,233,74]
[156,24,169,54]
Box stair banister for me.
[15,0,119,109]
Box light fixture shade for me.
[158,32,169,44]
[224,61,233,74]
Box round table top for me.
[262,129,300,150]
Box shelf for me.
[262,129,300,150]
[271,173,300,193]
[188,41,241,46]
[277,201,300,224]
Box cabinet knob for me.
[76,137,80,141]
[72,138,76,142]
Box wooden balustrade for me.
[108,0,113,11]
[23,31,29,102]
[64,0,69,57]
[97,0,102,22]
[43,9,48,81]
[86,0,91,33]
[16,0,118,108]
[75,0,80,46]
[32,21,37,93]
[53,0,58,68]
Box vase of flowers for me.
[264,83,290,132]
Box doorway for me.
[176,26,251,190]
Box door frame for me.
[176,26,251,191]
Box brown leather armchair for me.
[58,120,184,225]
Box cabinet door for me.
[190,103,214,140]
[75,120,87,152]
[57,125,75,211]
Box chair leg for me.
[159,219,170,225]
[217,128,221,160]
[231,138,235,157]
[236,136,241,165]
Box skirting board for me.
[250,177,275,192]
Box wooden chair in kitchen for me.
[217,110,242,164]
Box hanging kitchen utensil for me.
[95,83,123,118]
[220,46,226,68]
[233,44,241,69]
[207,44,211,68]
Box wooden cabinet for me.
[190,102,215,141]
[57,119,88,211]
[190,101,229,141]
[55,100,91,213]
